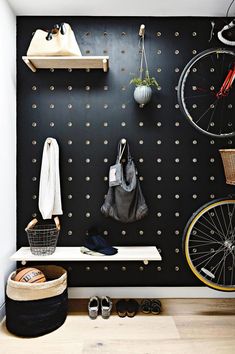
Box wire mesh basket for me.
[25,218,60,256]
[219,149,235,185]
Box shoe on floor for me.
[88,296,99,319]
[127,299,139,317]
[101,296,112,319]
[116,299,128,317]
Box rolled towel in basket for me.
[39,138,63,219]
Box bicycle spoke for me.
[194,225,223,243]
[184,93,214,99]
[197,218,225,241]
[214,249,230,284]
[225,203,235,239]
[214,207,227,239]
[198,246,226,269]
[195,98,218,124]
[192,245,225,265]
[206,100,219,131]
[207,208,226,240]
[231,254,235,286]
[189,240,222,247]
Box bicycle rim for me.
[178,48,235,138]
[184,198,235,291]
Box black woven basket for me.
[25,218,60,255]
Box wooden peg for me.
[103,58,108,72]
[139,24,145,37]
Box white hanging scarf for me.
[38,138,63,220]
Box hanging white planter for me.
[134,85,152,107]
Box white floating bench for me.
[11,246,162,265]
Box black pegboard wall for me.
[17,17,235,287]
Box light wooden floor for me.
[1,299,235,354]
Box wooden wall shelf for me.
[11,246,162,265]
[22,56,109,72]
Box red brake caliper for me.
[216,63,235,98]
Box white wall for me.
[7,0,235,17]
[0,0,16,320]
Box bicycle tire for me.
[177,48,235,138]
[183,197,235,291]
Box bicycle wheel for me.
[178,48,235,138]
[183,198,235,291]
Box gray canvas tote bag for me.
[101,140,148,223]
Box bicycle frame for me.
[216,63,235,98]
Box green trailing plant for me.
[130,72,159,88]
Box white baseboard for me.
[0,303,5,322]
[68,287,235,299]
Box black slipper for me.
[116,299,127,317]
[151,299,162,315]
[127,299,139,318]
[140,299,151,314]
